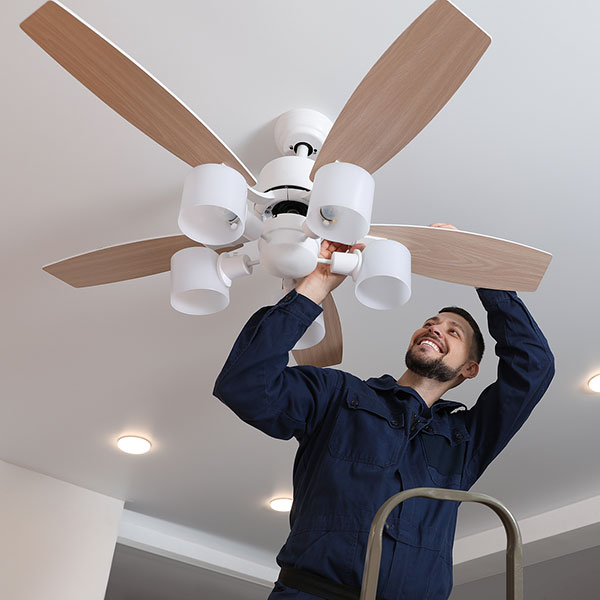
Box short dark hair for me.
[438,306,485,363]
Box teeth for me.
[420,340,441,352]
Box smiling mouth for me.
[417,338,443,353]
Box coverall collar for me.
[364,374,467,413]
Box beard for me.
[405,346,463,383]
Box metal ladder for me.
[360,488,523,600]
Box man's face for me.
[405,312,476,383]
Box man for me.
[213,226,554,600]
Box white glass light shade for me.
[179,164,248,245]
[306,162,374,244]
[355,240,411,310]
[170,247,229,315]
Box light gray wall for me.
[451,545,600,600]
[105,544,270,600]
[0,460,123,600]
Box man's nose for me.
[427,325,442,338]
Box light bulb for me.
[320,206,338,224]
[212,206,239,223]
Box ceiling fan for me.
[20,0,552,368]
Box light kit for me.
[258,213,321,280]
[169,137,411,322]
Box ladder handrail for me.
[360,487,523,600]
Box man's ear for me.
[461,360,479,380]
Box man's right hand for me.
[296,239,365,305]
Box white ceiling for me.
[2,0,600,594]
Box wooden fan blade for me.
[21,2,256,185]
[368,225,552,292]
[43,236,242,288]
[292,293,343,368]
[311,0,490,179]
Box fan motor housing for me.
[257,155,313,199]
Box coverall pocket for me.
[419,432,467,489]
[381,540,452,600]
[328,394,403,467]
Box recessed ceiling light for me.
[588,374,600,393]
[269,497,293,512]
[117,436,152,455]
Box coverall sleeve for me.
[462,289,555,487]
[213,289,342,441]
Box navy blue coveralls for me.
[213,288,554,599]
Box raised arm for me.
[213,290,343,441]
[213,240,361,441]
[462,289,555,487]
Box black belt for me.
[278,566,387,600]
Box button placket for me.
[409,413,420,436]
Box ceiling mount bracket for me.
[274,109,333,157]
